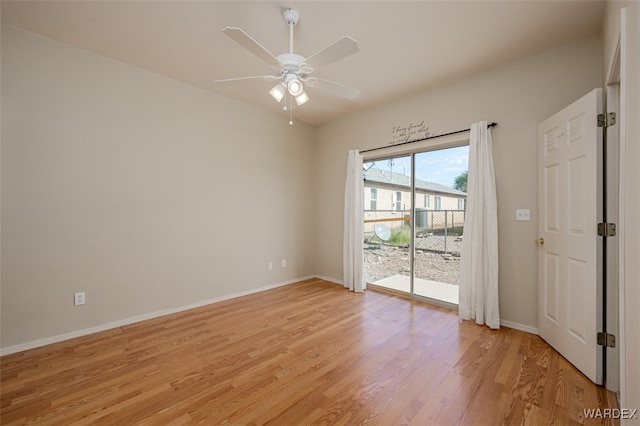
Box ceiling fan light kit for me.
[215,8,360,124]
[269,83,286,102]
[287,78,303,96]
[294,91,309,106]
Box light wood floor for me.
[1,278,617,425]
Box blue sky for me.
[364,145,469,189]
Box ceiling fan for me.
[214,8,360,121]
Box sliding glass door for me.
[364,146,469,306]
[412,148,468,305]
[363,156,412,295]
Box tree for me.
[454,171,468,192]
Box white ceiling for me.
[1,1,606,126]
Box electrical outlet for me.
[281,259,287,268]
[74,292,85,306]
[268,261,273,270]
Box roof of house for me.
[364,167,466,197]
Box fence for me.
[364,209,465,255]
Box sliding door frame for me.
[363,133,470,309]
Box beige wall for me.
[1,25,317,350]
[315,35,602,330]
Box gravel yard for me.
[364,244,461,285]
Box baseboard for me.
[500,319,539,335]
[0,276,315,356]
[313,275,343,286]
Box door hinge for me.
[597,112,616,128]
[597,222,617,237]
[597,332,616,348]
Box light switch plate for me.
[516,209,531,221]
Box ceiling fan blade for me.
[222,27,280,66]
[214,75,281,84]
[305,36,359,70]
[314,78,361,100]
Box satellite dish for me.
[374,223,391,241]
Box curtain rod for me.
[359,122,498,154]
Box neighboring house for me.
[363,167,466,231]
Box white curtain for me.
[343,149,366,292]
[459,121,500,328]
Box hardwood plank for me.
[1,279,618,425]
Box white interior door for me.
[537,88,602,384]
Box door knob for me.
[536,237,544,247]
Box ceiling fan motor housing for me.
[215,6,360,109]
[277,53,306,71]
